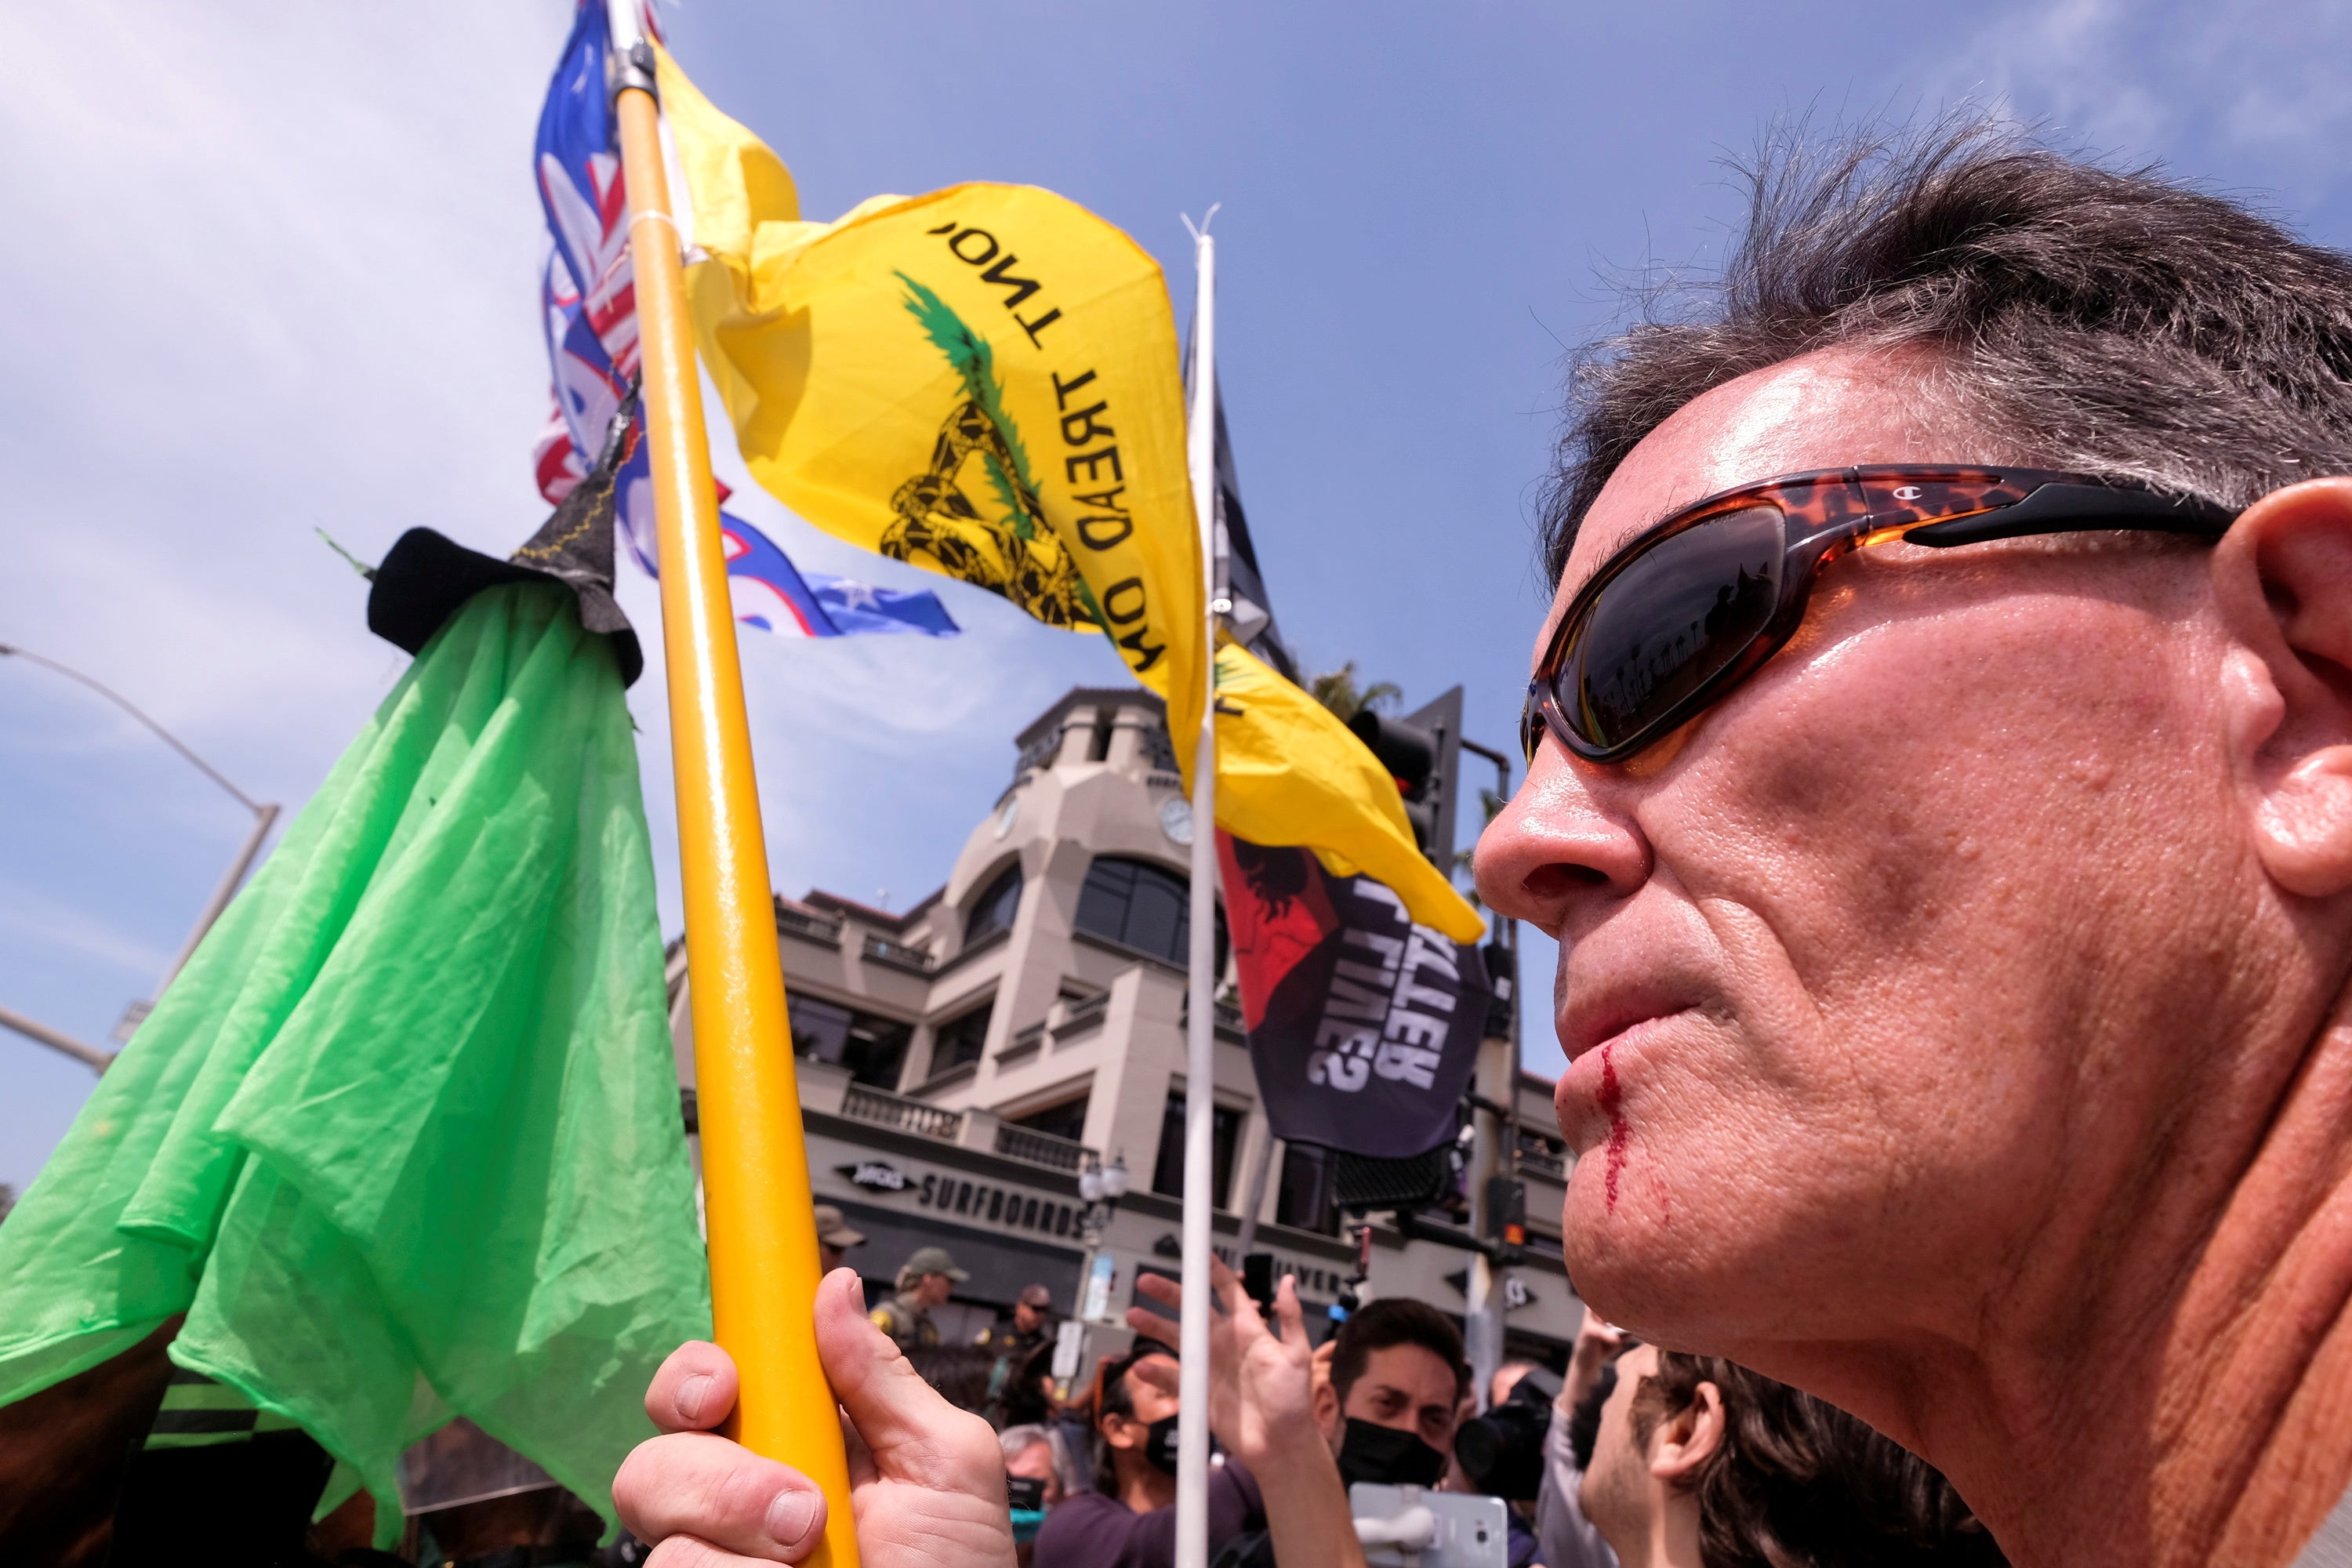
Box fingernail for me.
[766,1486,819,1548]
[677,1374,715,1424]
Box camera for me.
[1450,1367,1560,1501]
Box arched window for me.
[1074,856,1225,968]
[964,862,1023,945]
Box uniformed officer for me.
[975,1281,1054,1359]
[869,1245,966,1349]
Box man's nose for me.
[1473,744,1651,934]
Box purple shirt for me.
[1031,1461,1265,1568]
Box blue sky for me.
[7,0,2352,1191]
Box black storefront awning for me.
[832,1194,1084,1315]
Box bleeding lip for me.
[1559,994,1696,1063]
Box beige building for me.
[667,686,1582,1361]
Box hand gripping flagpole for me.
[604,7,858,1566]
[1175,208,1222,1568]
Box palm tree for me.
[1308,661,1402,722]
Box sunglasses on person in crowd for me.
[1520,465,2241,766]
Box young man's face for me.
[1014,1301,1044,1333]
[1577,1345,1661,1552]
[1320,1341,1462,1454]
[916,1272,955,1308]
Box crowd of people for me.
[617,1217,2006,1568]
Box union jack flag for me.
[528,2,956,640]
[533,1,657,572]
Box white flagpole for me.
[1175,210,1221,1568]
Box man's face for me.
[916,1272,955,1308]
[1014,1301,1043,1334]
[1577,1345,1660,1552]
[1330,1342,1462,1454]
[1007,1437,1062,1505]
[1475,348,2253,1374]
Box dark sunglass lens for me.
[1559,506,1784,752]
[1520,687,1547,766]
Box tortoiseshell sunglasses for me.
[1522,465,2239,766]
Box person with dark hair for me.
[1126,1258,1367,1568]
[1316,1297,1471,1491]
[1027,1339,1269,1568]
[1472,118,2352,1567]
[615,114,2352,1568]
[1577,1344,2002,1568]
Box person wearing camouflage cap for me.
[869,1245,967,1350]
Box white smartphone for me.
[1349,1483,1508,1568]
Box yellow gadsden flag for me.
[659,48,1482,942]
[659,47,1200,749]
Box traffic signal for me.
[1346,686,1464,867]
[1484,1175,1528,1250]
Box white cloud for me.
[1947,0,2352,202]
[0,877,171,982]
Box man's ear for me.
[1312,1362,1341,1444]
[1648,1381,1726,1486]
[2213,477,2352,897]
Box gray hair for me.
[1541,115,2352,581]
[1000,1422,1090,1498]
[999,1423,1053,1466]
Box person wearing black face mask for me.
[1317,1298,1470,1490]
[1029,1340,1270,1568]
[1123,1265,1474,1568]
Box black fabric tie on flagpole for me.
[367,382,646,686]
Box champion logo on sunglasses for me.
[1522,465,2240,766]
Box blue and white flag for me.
[724,517,959,639]
[530,3,949,639]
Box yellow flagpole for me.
[604,9,858,1566]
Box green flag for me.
[0,582,710,1539]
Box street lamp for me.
[1077,1151,1130,1240]
[0,641,281,1072]
[1075,1151,1132,1326]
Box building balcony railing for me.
[775,902,844,949]
[861,933,936,974]
[993,1122,1087,1173]
[840,1083,964,1142]
[1052,991,1109,1037]
[1178,993,1247,1040]
[829,1079,1097,1179]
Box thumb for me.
[812,1269,996,1486]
